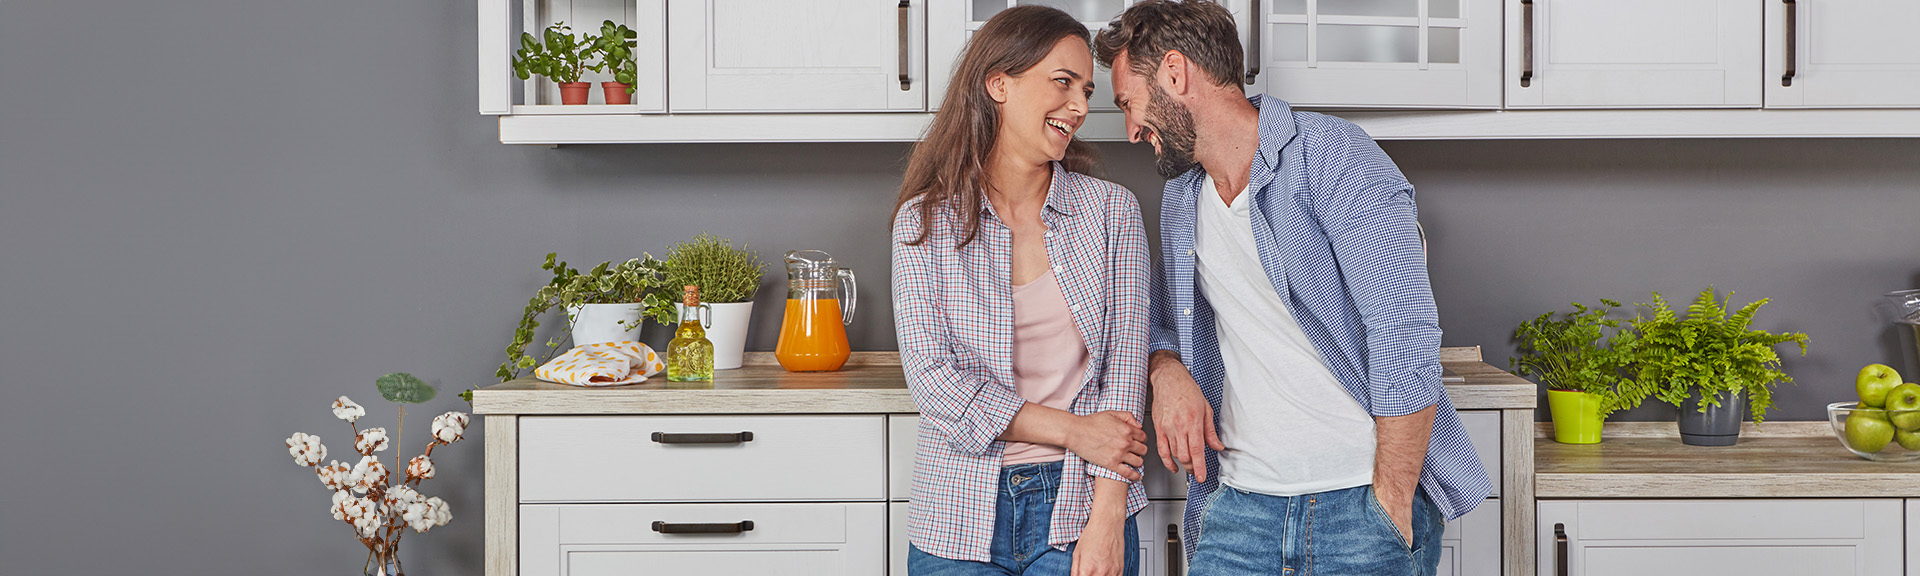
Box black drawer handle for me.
[1555,523,1569,576]
[652,520,755,534]
[651,431,753,444]
[1166,524,1183,575]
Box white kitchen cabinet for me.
[521,502,887,576]
[1536,499,1904,576]
[927,0,1143,112]
[1505,0,1763,108]
[1255,0,1503,108]
[1765,0,1920,108]
[667,0,927,112]
[520,415,887,503]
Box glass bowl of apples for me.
[1829,401,1920,462]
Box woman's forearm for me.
[998,402,1075,446]
[1089,476,1129,523]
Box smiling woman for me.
[890,5,1153,576]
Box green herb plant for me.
[1630,287,1810,424]
[512,22,590,84]
[491,253,676,385]
[585,20,639,94]
[657,233,767,314]
[1510,299,1652,418]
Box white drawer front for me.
[520,415,886,502]
[888,415,915,501]
[1438,498,1500,576]
[522,502,886,576]
[1538,499,1904,576]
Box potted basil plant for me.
[512,22,593,105]
[1631,287,1810,446]
[657,233,766,370]
[1512,299,1652,444]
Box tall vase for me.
[1678,389,1746,446]
[365,546,402,576]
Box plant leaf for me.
[375,372,437,404]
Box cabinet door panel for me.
[1259,0,1503,108]
[1765,0,1920,108]
[669,0,926,112]
[1507,0,1761,108]
[1537,499,1903,576]
[928,0,1139,111]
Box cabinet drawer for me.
[1537,499,1904,576]
[522,502,886,576]
[521,415,886,502]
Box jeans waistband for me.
[1000,460,1062,497]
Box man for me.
[1092,2,1491,575]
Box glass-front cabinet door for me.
[1253,0,1503,108]
[666,0,927,112]
[928,0,1140,111]
[1765,0,1920,108]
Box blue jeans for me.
[1189,484,1444,576]
[908,461,1140,576]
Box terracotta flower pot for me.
[559,82,591,105]
[601,82,633,105]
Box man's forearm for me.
[1373,404,1436,507]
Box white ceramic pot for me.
[685,301,753,370]
[567,303,643,346]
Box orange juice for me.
[775,298,851,372]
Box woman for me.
[891,6,1150,576]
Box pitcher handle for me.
[838,267,857,326]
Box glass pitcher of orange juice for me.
[775,250,855,372]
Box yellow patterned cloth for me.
[534,341,665,386]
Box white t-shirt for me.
[1194,174,1377,497]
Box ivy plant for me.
[492,253,677,384]
[1510,299,1651,418]
[511,22,590,84]
[1630,287,1810,424]
[585,20,639,94]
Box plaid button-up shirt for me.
[891,162,1150,562]
[1153,95,1493,558]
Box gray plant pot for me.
[1677,390,1747,446]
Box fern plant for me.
[1510,299,1651,417]
[657,233,766,307]
[1630,287,1810,424]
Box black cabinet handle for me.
[1521,0,1535,87]
[1244,0,1261,84]
[652,520,755,534]
[1782,0,1797,87]
[651,431,753,444]
[898,0,912,91]
[1166,524,1183,575]
[1555,522,1569,576]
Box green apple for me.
[1847,410,1896,453]
[1887,383,1920,430]
[1857,364,1903,408]
[1896,428,1920,451]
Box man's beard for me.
[1142,83,1198,179]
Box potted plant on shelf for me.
[585,20,639,106]
[1511,299,1652,444]
[658,233,766,370]
[512,22,592,105]
[495,252,677,382]
[1631,287,1810,446]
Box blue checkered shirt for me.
[1152,95,1493,558]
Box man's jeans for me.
[1189,483,1445,576]
[907,461,1140,576]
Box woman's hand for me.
[1066,411,1147,480]
[1072,503,1128,576]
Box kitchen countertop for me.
[470,347,1537,415]
[1535,421,1920,498]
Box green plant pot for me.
[1547,389,1604,444]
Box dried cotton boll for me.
[316,461,351,491]
[355,428,389,455]
[348,455,388,494]
[406,455,435,481]
[431,412,469,444]
[286,433,327,466]
[332,396,366,423]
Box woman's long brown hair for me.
[894,5,1101,248]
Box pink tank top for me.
[1001,269,1092,465]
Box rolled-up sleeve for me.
[892,204,1026,455]
[1089,193,1150,482]
[1318,126,1444,418]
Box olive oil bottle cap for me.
[682,285,700,307]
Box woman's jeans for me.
[908,461,1140,575]
[1188,483,1446,576]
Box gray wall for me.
[2,0,1917,574]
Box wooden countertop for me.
[471,347,1537,415]
[1536,422,1920,498]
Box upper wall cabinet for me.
[1765,0,1920,108]
[929,0,1141,112]
[1505,0,1762,108]
[666,0,927,112]
[1255,0,1503,108]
